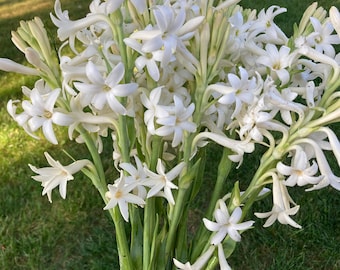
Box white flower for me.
[217,67,257,119]
[192,131,255,164]
[29,152,90,202]
[155,95,196,147]
[306,17,340,57]
[277,146,323,187]
[217,243,232,270]
[120,156,148,200]
[18,80,62,144]
[74,61,138,115]
[124,35,162,82]
[104,172,145,222]
[257,44,292,85]
[249,6,288,44]
[255,173,302,229]
[297,135,340,191]
[129,5,204,68]
[173,245,215,270]
[50,0,117,41]
[140,86,169,134]
[203,201,254,245]
[144,159,185,205]
[264,87,303,125]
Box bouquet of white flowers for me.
[1,0,340,269]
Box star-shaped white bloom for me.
[20,81,61,144]
[277,146,323,187]
[120,156,148,200]
[104,172,145,222]
[217,67,257,119]
[155,95,196,147]
[128,5,204,68]
[124,36,162,81]
[298,134,340,191]
[306,17,340,57]
[203,200,254,245]
[140,86,169,134]
[74,61,138,115]
[143,159,185,205]
[51,0,121,41]
[257,44,292,85]
[29,152,90,202]
[249,6,288,44]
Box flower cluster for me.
[1,0,340,269]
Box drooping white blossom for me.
[29,152,90,202]
[255,173,302,229]
[277,146,323,187]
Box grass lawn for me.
[0,0,339,269]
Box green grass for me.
[0,0,339,269]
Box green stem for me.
[206,147,233,218]
[117,114,131,162]
[111,208,135,270]
[190,147,233,261]
[143,136,163,270]
[78,127,106,193]
[143,197,155,270]
[165,187,188,260]
[79,127,133,269]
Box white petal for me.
[42,120,58,144]
[177,16,205,37]
[86,61,104,85]
[106,62,125,87]
[202,218,220,232]
[0,58,39,75]
[218,244,231,270]
[112,83,138,97]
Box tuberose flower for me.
[254,173,302,229]
[277,145,323,187]
[74,61,138,115]
[29,152,90,202]
[203,200,254,245]
[104,172,145,222]
[143,159,185,205]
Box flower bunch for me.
[1,0,340,269]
